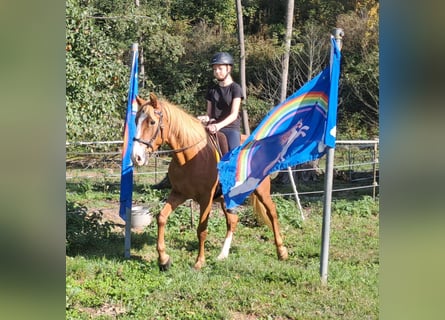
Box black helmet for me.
[210,52,234,66]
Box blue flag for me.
[119,44,139,220]
[218,38,341,209]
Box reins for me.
[146,137,207,156]
[207,132,224,160]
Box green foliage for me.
[332,195,379,217]
[243,94,273,130]
[66,0,129,142]
[295,0,350,28]
[66,201,114,255]
[338,111,371,140]
[273,196,304,229]
[171,0,237,33]
[66,0,379,142]
[337,3,379,131]
[66,0,186,142]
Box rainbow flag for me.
[119,44,139,220]
[218,38,341,209]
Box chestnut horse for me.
[131,93,288,270]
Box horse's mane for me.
[159,99,207,147]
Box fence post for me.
[372,140,378,199]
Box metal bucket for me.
[131,206,152,228]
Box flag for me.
[119,44,139,220]
[218,37,341,209]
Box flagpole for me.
[320,28,343,285]
[123,42,139,259]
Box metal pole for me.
[348,145,352,181]
[287,167,305,220]
[320,147,334,284]
[125,207,131,258]
[372,140,378,199]
[320,28,343,285]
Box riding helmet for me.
[210,52,234,66]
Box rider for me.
[204,52,244,152]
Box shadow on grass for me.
[66,200,157,261]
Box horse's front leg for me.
[157,192,185,271]
[216,199,238,260]
[194,198,213,270]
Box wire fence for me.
[66,139,379,201]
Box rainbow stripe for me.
[254,92,328,139]
[235,91,328,183]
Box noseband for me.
[133,105,164,150]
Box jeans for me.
[220,127,241,151]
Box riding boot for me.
[152,174,171,189]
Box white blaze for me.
[132,113,147,165]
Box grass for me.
[66,176,379,319]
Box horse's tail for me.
[250,193,273,230]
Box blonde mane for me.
[159,99,207,147]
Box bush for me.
[66,201,114,255]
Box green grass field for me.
[66,177,378,319]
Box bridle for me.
[133,102,165,150]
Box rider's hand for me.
[206,123,218,134]
[197,115,210,124]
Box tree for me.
[280,0,295,102]
[66,0,186,142]
[289,21,330,91]
[66,0,128,142]
[65,0,379,142]
[337,0,379,130]
[235,0,250,134]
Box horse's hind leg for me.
[157,191,186,271]
[254,178,288,261]
[216,198,238,260]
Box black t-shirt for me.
[205,82,244,130]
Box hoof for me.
[159,257,172,271]
[216,253,228,261]
[193,259,205,270]
[277,246,289,261]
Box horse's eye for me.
[150,120,156,125]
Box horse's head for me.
[132,93,165,166]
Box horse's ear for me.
[135,95,146,109]
[149,92,160,109]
